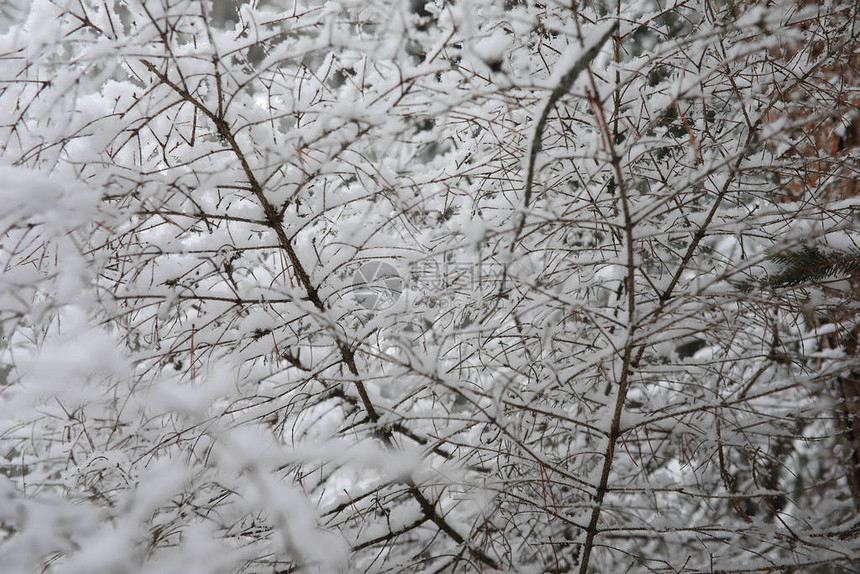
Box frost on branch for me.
[1,0,859,572]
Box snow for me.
[0,0,858,572]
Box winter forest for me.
[1,0,859,572]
